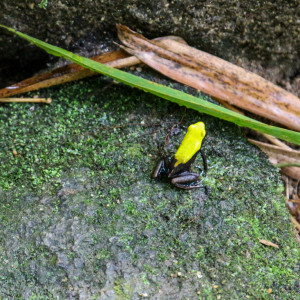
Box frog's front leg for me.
[151,158,169,179]
[170,171,200,189]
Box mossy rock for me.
[0,77,299,299]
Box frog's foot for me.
[171,172,201,190]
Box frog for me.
[151,121,207,189]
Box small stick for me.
[0,97,52,104]
[259,239,279,248]
[262,134,292,150]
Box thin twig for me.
[0,97,52,104]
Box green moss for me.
[38,0,48,9]
[114,279,132,299]
[125,144,143,159]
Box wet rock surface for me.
[0,78,299,299]
[1,0,299,95]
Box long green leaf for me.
[2,24,300,145]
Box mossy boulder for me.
[0,78,299,299]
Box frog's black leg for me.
[169,151,199,178]
[171,172,201,189]
[200,150,208,175]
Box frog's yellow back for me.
[174,122,206,167]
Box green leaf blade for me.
[2,24,300,145]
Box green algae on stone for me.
[0,77,299,299]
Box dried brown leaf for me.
[117,25,300,131]
[249,139,300,180]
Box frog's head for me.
[188,122,206,141]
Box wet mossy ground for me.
[0,77,299,299]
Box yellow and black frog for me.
[151,122,207,189]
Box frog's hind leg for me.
[171,172,201,189]
[200,150,208,175]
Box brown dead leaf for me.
[249,139,300,180]
[259,239,279,248]
[117,24,300,132]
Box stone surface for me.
[0,77,299,299]
[0,0,299,96]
